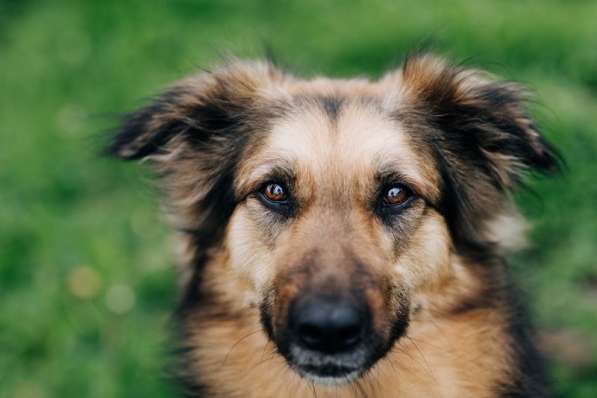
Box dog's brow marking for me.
[317,95,343,121]
[236,157,297,198]
[292,94,345,125]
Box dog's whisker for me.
[405,335,437,383]
[309,380,318,398]
[221,328,263,367]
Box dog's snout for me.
[290,294,369,353]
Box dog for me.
[108,53,559,397]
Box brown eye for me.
[263,183,288,202]
[383,185,410,206]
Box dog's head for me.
[109,54,558,384]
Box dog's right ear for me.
[108,59,285,160]
[107,60,287,260]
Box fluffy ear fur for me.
[393,54,560,255]
[108,60,288,260]
[108,59,285,160]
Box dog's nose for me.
[290,294,368,353]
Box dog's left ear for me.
[387,54,561,251]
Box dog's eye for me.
[382,184,411,207]
[262,182,288,202]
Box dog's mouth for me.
[299,364,358,378]
[286,343,371,384]
[295,364,362,385]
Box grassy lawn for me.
[1,1,596,397]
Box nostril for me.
[337,324,361,347]
[298,323,325,347]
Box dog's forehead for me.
[253,93,440,199]
[270,103,390,168]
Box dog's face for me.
[109,54,558,384]
[230,99,446,382]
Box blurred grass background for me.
[1,1,596,397]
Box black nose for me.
[290,294,368,354]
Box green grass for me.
[1,1,596,397]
